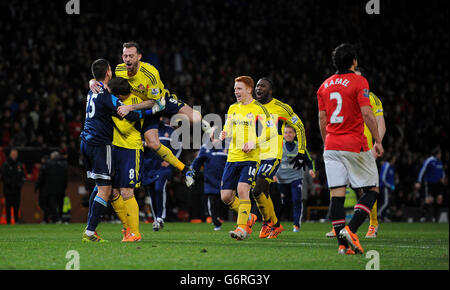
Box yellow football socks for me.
[237,199,251,228]
[227,196,240,213]
[254,193,272,222]
[123,196,140,235]
[370,201,379,227]
[266,195,278,225]
[111,194,129,229]
[155,144,185,172]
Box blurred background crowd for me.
[0,0,448,224]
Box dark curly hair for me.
[332,43,357,70]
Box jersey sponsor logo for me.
[232,120,252,126]
[291,115,299,124]
[246,113,254,119]
[266,120,274,128]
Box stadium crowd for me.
[0,0,448,223]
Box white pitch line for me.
[253,241,447,250]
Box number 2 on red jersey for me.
[330,92,343,124]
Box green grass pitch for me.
[0,222,448,270]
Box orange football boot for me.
[259,221,273,238]
[339,226,364,254]
[267,223,284,239]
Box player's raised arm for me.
[89,79,103,94]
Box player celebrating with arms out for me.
[317,43,383,254]
[219,76,276,240]
[90,42,201,186]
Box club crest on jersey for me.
[138,84,146,91]
[266,120,274,127]
[246,113,254,119]
[291,115,299,124]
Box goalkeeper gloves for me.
[184,167,196,188]
[152,96,166,114]
[289,152,307,170]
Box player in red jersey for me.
[317,43,384,255]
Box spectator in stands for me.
[35,151,68,223]
[35,154,50,223]
[1,148,26,224]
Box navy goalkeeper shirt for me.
[80,84,141,146]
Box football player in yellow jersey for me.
[107,77,144,242]
[252,77,308,239]
[357,68,386,238]
[90,42,200,187]
[219,76,276,240]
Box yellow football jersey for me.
[115,61,168,101]
[223,99,274,162]
[364,92,384,149]
[112,94,144,150]
[259,98,306,160]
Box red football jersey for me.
[317,71,371,153]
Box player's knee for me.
[96,185,112,200]
[146,138,161,151]
[111,190,120,200]
[192,109,202,124]
[236,183,251,199]
[121,189,134,200]
[144,129,160,150]
[220,191,233,204]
